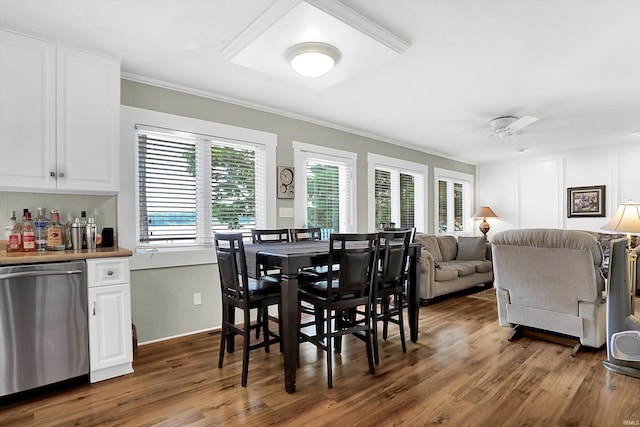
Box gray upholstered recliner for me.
[491,228,606,349]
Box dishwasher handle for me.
[0,269,84,280]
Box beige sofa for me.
[414,234,493,301]
[491,229,606,349]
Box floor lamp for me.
[472,206,498,240]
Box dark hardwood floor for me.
[2,291,640,426]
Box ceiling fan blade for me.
[507,115,539,131]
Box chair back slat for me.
[290,227,322,241]
[252,228,290,244]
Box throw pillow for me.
[456,236,486,261]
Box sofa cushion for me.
[434,265,458,281]
[456,236,487,261]
[439,261,475,277]
[415,234,443,262]
[437,236,458,261]
[473,260,493,273]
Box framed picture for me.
[567,185,606,217]
[277,166,295,199]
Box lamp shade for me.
[472,206,498,219]
[601,202,640,233]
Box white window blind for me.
[136,126,266,249]
[293,142,356,233]
[434,168,473,234]
[371,156,425,232]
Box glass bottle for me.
[64,212,73,249]
[22,211,36,252]
[46,210,65,250]
[6,211,21,252]
[34,207,50,251]
[4,210,16,239]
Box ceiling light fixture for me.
[285,42,341,78]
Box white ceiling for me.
[2,0,640,165]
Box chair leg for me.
[262,306,270,354]
[326,313,333,389]
[372,300,380,365]
[218,324,227,369]
[382,296,390,340]
[397,293,406,353]
[255,307,263,339]
[365,320,375,375]
[241,310,251,387]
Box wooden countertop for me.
[0,246,132,265]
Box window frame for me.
[120,106,277,270]
[433,167,474,235]
[293,141,357,232]
[367,153,428,232]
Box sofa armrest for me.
[419,248,436,300]
[485,242,492,262]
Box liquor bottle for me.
[6,211,21,252]
[64,212,73,249]
[4,210,16,239]
[22,211,36,252]
[46,210,65,251]
[34,207,50,251]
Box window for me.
[293,141,356,233]
[368,154,427,232]
[434,168,473,234]
[136,125,267,249]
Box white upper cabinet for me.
[0,29,120,194]
[0,30,56,190]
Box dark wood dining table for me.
[241,240,421,394]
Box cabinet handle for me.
[50,171,56,177]
[92,302,96,316]
[59,172,64,178]
[107,270,114,276]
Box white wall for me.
[476,144,640,238]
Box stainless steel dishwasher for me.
[0,260,89,397]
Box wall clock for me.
[277,166,295,199]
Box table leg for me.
[408,246,420,342]
[280,264,298,393]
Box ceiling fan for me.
[489,115,539,139]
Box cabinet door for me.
[57,47,120,192]
[88,283,132,373]
[0,30,56,190]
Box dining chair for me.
[251,228,290,338]
[371,229,412,365]
[214,232,282,387]
[290,227,322,242]
[298,232,379,388]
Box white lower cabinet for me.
[86,257,133,382]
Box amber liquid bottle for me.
[22,211,36,252]
[6,210,21,252]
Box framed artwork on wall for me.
[567,185,606,217]
[277,166,295,199]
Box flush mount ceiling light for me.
[222,0,409,90]
[285,42,341,78]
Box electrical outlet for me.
[193,292,202,306]
[279,207,294,217]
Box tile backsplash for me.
[0,192,117,238]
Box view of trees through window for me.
[438,179,464,233]
[375,168,416,229]
[305,162,339,232]
[138,130,260,246]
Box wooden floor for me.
[3,291,640,426]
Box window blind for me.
[374,166,422,229]
[136,126,266,248]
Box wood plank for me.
[1,294,640,426]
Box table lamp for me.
[472,206,498,240]
[601,201,640,304]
